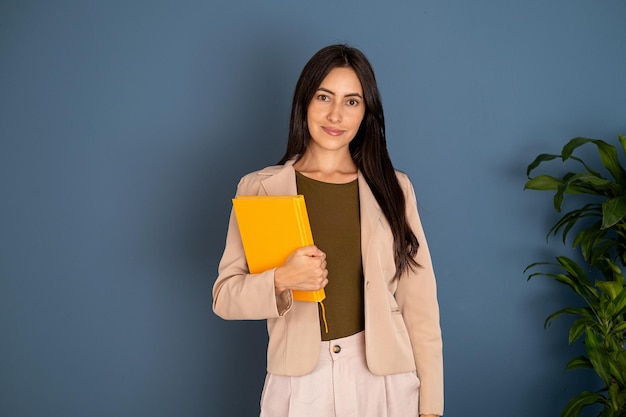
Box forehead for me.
[318,67,363,93]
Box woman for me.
[213,44,443,417]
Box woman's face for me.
[306,66,365,154]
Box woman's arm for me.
[212,175,328,320]
[212,205,294,320]
[395,173,444,416]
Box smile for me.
[322,127,345,136]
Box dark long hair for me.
[278,44,419,278]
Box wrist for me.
[274,267,288,293]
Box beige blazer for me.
[213,160,443,415]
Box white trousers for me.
[259,331,420,417]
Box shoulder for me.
[394,170,414,192]
[240,164,285,181]
[358,169,414,197]
[237,164,282,187]
[394,169,410,184]
[393,170,420,210]
[236,163,291,194]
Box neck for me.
[293,148,357,183]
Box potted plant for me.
[525,135,626,417]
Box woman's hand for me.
[274,245,328,293]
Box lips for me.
[322,126,345,136]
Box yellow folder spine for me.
[292,196,325,303]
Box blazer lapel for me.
[258,161,298,196]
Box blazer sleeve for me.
[212,176,294,320]
[395,173,444,416]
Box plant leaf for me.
[585,330,612,386]
[572,224,608,263]
[569,317,592,343]
[550,205,602,244]
[554,257,598,300]
[592,138,626,184]
[609,350,626,387]
[561,391,607,417]
[526,153,560,177]
[588,240,619,266]
[524,261,552,272]
[568,173,614,191]
[565,355,592,370]
[596,280,623,301]
[608,383,626,417]
[561,136,626,185]
[551,173,606,211]
[562,137,595,160]
[524,175,562,191]
[602,196,626,229]
[545,307,594,328]
[555,256,589,281]
[569,155,603,177]
[612,321,626,334]
[619,134,626,157]
[611,286,626,317]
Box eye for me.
[347,99,360,106]
[317,94,330,102]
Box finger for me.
[298,245,324,257]
[309,245,326,258]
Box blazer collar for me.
[258,159,298,196]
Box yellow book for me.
[232,195,326,303]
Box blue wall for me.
[1,1,625,416]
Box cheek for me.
[349,110,365,128]
[306,104,321,123]
[305,111,319,136]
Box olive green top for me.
[296,171,365,341]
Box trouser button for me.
[332,345,341,353]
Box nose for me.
[327,102,342,123]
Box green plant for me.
[525,135,626,417]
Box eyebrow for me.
[317,87,363,99]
